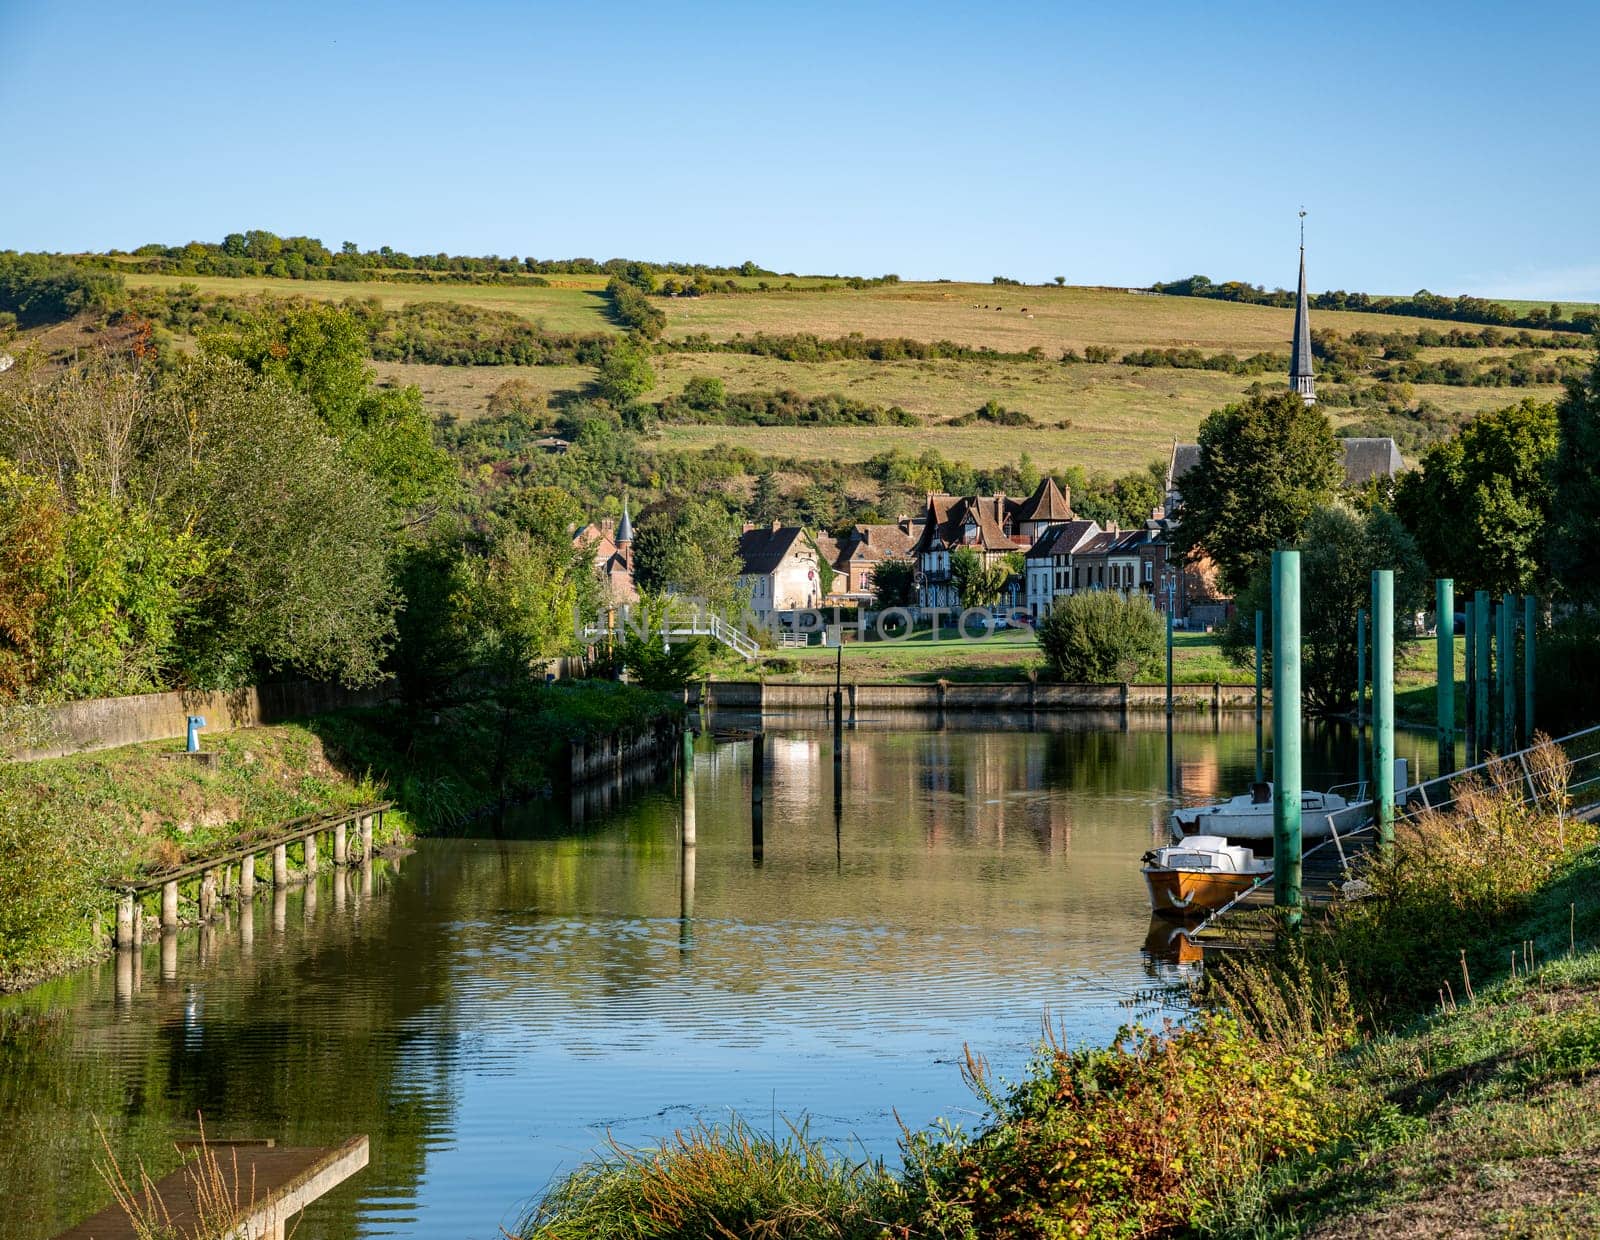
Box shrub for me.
[1036,592,1163,682]
[899,1017,1336,1239]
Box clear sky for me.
[3,0,1597,299]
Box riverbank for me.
[0,723,406,990]
[510,742,1600,1238]
[0,679,683,992]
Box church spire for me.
[1290,209,1315,405]
[616,490,633,544]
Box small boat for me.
[1142,835,1271,918]
[1168,761,1406,845]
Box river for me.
[1,713,1442,1239]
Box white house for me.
[1022,519,1101,618]
[738,523,821,617]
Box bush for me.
[1036,592,1163,682]
[899,1017,1335,1239]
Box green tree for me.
[631,499,745,614]
[204,302,454,513]
[1548,350,1600,603]
[1394,398,1558,596]
[748,471,781,525]
[950,547,1013,609]
[870,557,917,608]
[1036,592,1163,682]
[1173,390,1343,595]
[683,375,727,412]
[1224,503,1428,714]
[0,460,63,697]
[596,342,657,405]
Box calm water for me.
[1,714,1441,1239]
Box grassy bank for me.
[0,723,402,989]
[0,679,681,990]
[510,742,1600,1238]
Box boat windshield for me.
[1166,852,1220,870]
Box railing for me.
[582,613,759,660]
[109,801,393,947]
[1190,725,1600,935]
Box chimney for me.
[743,521,757,533]
[771,518,781,532]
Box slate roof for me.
[827,520,922,569]
[1024,519,1101,560]
[738,524,811,576]
[1340,437,1405,486]
[1075,529,1153,558]
[1291,246,1315,385]
[1164,437,1403,499]
[1016,476,1074,523]
[912,493,1028,556]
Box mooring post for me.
[1254,609,1264,785]
[1373,570,1395,851]
[272,843,288,887]
[1165,608,1174,716]
[161,880,179,929]
[1474,589,1491,758]
[116,893,135,949]
[200,869,218,921]
[1436,578,1455,753]
[1464,600,1477,758]
[360,814,374,860]
[681,729,696,847]
[751,731,765,864]
[1272,550,1302,927]
[1523,593,1537,744]
[240,853,255,899]
[304,831,319,878]
[1501,599,1516,752]
[334,820,348,866]
[1356,607,1367,729]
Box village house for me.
[814,517,923,606]
[910,478,1071,611]
[1022,518,1101,619]
[738,522,822,617]
[572,497,637,606]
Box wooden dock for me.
[54,1136,368,1240]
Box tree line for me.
[1153,273,1599,335]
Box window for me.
[1144,560,1153,583]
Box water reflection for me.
[3,716,1439,1240]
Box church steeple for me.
[1290,209,1315,406]
[616,491,633,545]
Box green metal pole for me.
[1254,609,1264,784]
[1524,594,1537,744]
[1474,589,1491,759]
[1356,607,1367,786]
[1500,600,1516,753]
[1436,579,1454,749]
[1272,550,1302,926]
[1464,600,1477,759]
[1373,571,1395,851]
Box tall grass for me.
[513,1118,895,1240]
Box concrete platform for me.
[54,1135,368,1240]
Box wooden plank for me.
[54,1136,368,1240]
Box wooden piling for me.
[161,880,179,929]
[240,853,256,899]
[200,869,218,921]
[304,832,318,878]
[334,820,348,866]
[116,893,135,949]
[1436,578,1454,748]
[360,814,373,860]
[272,843,289,887]
[1474,589,1491,756]
[681,729,697,847]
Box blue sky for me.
[3,0,1597,299]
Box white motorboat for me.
[1142,834,1271,918]
[1168,760,1406,844]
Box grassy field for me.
[124,271,617,334]
[376,354,1559,475]
[132,273,1578,473]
